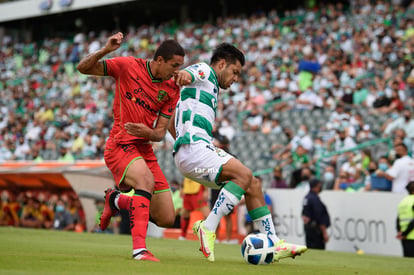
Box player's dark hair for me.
[154,40,185,61]
[210,43,245,66]
[406,181,414,193]
[395,142,408,151]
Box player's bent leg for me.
[121,159,156,258]
[149,191,176,228]
[192,158,251,261]
[244,176,266,210]
[217,158,252,190]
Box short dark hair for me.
[406,181,414,193]
[210,43,245,66]
[395,142,408,151]
[154,40,185,61]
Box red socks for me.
[117,190,152,250]
[180,217,190,237]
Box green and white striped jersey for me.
[174,62,220,152]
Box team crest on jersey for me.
[198,70,206,79]
[215,148,228,157]
[157,90,169,102]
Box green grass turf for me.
[0,227,412,275]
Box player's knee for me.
[134,172,155,192]
[251,176,262,190]
[245,176,263,195]
[236,167,253,189]
[154,214,175,228]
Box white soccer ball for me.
[241,233,275,265]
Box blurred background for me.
[1,0,414,255]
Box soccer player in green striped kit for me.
[172,43,307,262]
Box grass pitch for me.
[0,227,412,275]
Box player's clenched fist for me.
[105,32,123,52]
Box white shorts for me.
[174,142,234,189]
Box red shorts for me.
[104,138,169,192]
[183,185,208,211]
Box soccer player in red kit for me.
[77,32,186,261]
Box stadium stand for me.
[1,0,414,192]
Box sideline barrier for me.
[0,160,112,231]
[267,189,405,256]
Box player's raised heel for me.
[133,250,160,262]
[273,240,307,262]
[192,220,216,262]
[99,188,120,231]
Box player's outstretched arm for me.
[76,32,123,76]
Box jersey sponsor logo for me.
[198,70,206,79]
[157,90,169,102]
[128,86,157,104]
[125,92,159,114]
[206,144,215,152]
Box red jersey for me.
[103,57,180,144]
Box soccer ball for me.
[241,233,275,265]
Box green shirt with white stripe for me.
[174,62,219,152]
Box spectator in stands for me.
[295,167,313,191]
[0,139,15,161]
[280,144,312,189]
[28,147,44,163]
[270,166,288,189]
[52,199,75,231]
[376,90,404,114]
[384,110,414,139]
[393,128,413,155]
[364,156,392,192]
[357,124,375,143]
[372,91,391,110]
[260,113,273,135]
[322,165,336,190]
[329,104,348,123]
[14,135,30,160]
[243,104,263,131]
[57,146,75,162]
[376,143,414,194]
[295,87,323,110]
[327,127,357,170]
[274,124,313,160]
[218,118,235,141]
[353,80,369,106]
[339,151,360,183]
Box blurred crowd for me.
[1,1,414,193]
[0,190,86,231]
